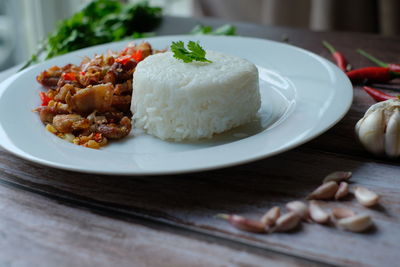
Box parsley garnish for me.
[170,41,212,63]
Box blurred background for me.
[1,0,399,71]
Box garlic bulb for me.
[355,99,400,157]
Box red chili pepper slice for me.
[115,50,144,65]
[131,50,143,62]
[362,86,398,102]
[62,72,76,81]
[346,67,400,84]
[80,71,86,76]
[357,49,400,73]
[94,133,102,143]
[115,55,132,65]
[323,41,349,72]
[39,92,52,106]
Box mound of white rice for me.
[131,50,260,141]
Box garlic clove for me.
[331,207,356,219]
[216,214,266,233]
[357,108,385,155]
[335,181,349,200]
[261,206,280,226]
[306,181,339,200]
[273,212,301,232]
[323,171,352,183]
[337,214,373,232]
[309,201,329,224]
[286,201,309,221]
[354,186,379,207]
[385,108,400,158]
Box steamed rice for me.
[131,50,260,141]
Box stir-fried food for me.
[35,42,156,149]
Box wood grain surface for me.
[1,16,400,266]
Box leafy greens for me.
[190,24,236,36]
[20,0,162,70]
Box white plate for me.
[0,35,352,175]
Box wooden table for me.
[1,16,399,267]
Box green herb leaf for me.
[171,41,212,63]
[190,25,213,35]
[213,24,236,35]
[190,24,236,36]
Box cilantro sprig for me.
[170,41,212,63]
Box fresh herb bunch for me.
[190,24,236,36]
[20,0,162,70]
[171,41,212,63]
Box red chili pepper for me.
[323,41,349,72]
[115,55,132,65]
[39,92,52,106]
[122,47,129,54]
[357,49,400,73]
[362,86,398,102]
[115,50,144,65]
[80,71,86,76]
[131,50,143,62]
[346,67,400,83]
[94,133,102,143]
[62,72,76,81]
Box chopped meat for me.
[114,80,133,95]
[54,84,75,103]
[52,114,90,133]
[36,66,62,90]
[112,95,131,112]
[78,66,103,87]
[38,106,68,123]
[96,116,132,139]
[35,42,159,148]
[94,116,107,125]
[101,111,125,123]
[102,70,116,84]
[107,61,137,83]
[68,83,114,114]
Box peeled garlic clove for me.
[337,214,372,232]
[261,206,280,226]
[355,186,379,207]
[357,109,385,155]
[309,201,329,224]
[274,212,301,232]
[335,181,349,200]
[323,171,352,183]
[385,108,400,158]
[217,214,266,233]
[331,207,356,219]
[286,201,309,221]
[307,181,339,200]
